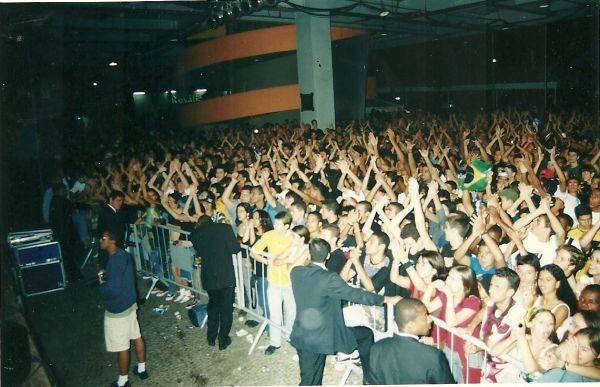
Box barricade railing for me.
[128,224,526,383]
[129,223,203,299]
[234,244,293,355]
[429,315,524,384]
[127,224,288,355]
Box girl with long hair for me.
[390,246,448,299]
[491,309,559,383]
[422,265,482,383]
[235,202,255,244]
[535,264,578,329]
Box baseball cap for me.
[539,168,555,180]
[499,188,519,202]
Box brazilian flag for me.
[459,158,491,192]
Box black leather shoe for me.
[264,345,280,355]
[207,337,216,346]
[219,336,232,350]
[133,367,149,380]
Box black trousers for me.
[296,348,326,386]
[352,326,374,382]
[206,286,235,342]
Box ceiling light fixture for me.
[133,91,146,96]
[223,3,234,20]
[109,62,117,67]
[379,10,390,17]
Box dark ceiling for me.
[0,0,595,66]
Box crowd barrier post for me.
[429,316,524,383]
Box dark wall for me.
[333,34,369,121]
[374,17,597,113]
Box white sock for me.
[117,375,128,386]
[138,362,146,373]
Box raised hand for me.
[538,196,552,213]
[407,177,420,198]
[386,127,396,142]
[247,165,257,179]
[470,212,486,234]
[289,157,299,172]
[427,180,439,194]
[518,182,533,198]
[487,193,500,209]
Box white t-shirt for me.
[485,301,527,347]
[523,230,559,266]
[554,190,580,224]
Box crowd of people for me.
[43,109,600,385]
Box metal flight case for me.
[7,230,66,297]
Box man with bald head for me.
[289,238,400,385]
[365,298,455,385]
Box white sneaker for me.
[336,350,359,363]
[178,289,193,303]
[174,291,187,303]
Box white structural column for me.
[295,1,335,130]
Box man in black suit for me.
[97,190,126,269]
[290,238,400,385]
[190,215,241,350]
[365,298,455,385]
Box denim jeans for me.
[72,209,90,245]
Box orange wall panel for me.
[176,25,365,74]
[180,84,300,126]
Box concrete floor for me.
[24,278,364,386]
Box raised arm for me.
[454,213,486,265]
[408,178,437,251]
[221,173,239,210]
[549,147,567,193]
[348,248,375,292]
[579,221,600,252]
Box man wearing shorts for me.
[100,231,149,387]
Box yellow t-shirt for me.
[252,230,294,287]
[567,225,600,241]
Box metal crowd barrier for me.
[128,224,525,384]
[129,223,202,299]
[430,316,524,384]
[128,224,288,355]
